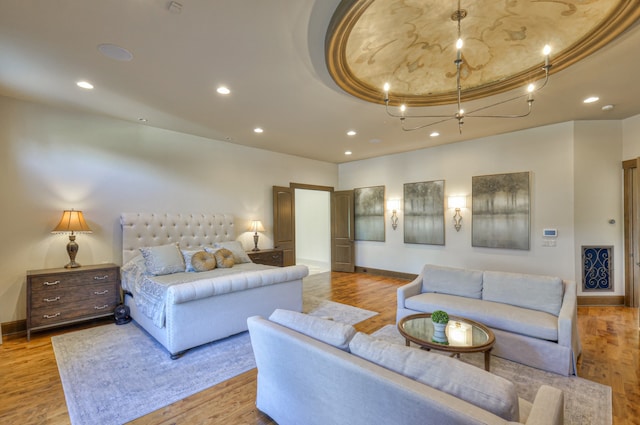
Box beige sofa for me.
[397,264,582,376]
[248,310,564,425]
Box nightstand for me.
[26,263,120,340]
[247,249,284,267]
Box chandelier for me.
[383,2,552,134]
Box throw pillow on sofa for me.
[269,309,356,351]
[349,332,520,421]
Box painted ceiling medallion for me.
[326,0,640,107]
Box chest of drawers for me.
[247,249,284,267]
[26,263,120,340]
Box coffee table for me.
[397,313,496,371]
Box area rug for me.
[52,299,377,425]
[372,324,612,425]
[304,296,378,324]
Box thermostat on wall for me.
[543,229,558,238]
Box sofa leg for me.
[170,350,186,360]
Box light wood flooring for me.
[1,272,638,424]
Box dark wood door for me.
[273,186,295,266]
[331,190,355,272]
[623,158,640,308]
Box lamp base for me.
[253,233,260,251]
[65,235,81,268]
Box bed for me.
[120,212,308,359]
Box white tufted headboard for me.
[120,213,236,264]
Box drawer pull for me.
[94,304,109,310]
[93,275,110,281]
[43,280,60,286]
[43,296,61,302]
[43,313,61,319]
[94,289,109,295]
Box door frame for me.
[623,158,640,307]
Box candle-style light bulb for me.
[400,104,406,117]
[383,82,390,101]
[543,45,551,67]
[527,83,535,100]
[456,38,463,61]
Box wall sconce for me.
[387,199,400,230]
[51,209,92,268]
[249,220,265,251]
[447,196,467,232]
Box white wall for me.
[294,189,330,263]
[339,122,583,281]
[623,114,640,160]
[573,121,623,296]
[0,96,338,323]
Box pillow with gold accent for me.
[191,251,217,272]
[214,248,234,268]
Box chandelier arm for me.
[400,116,457,131]
[464,94,531,116]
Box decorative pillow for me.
[214,248,234,268]
[181,249,202,273]
[214,241,252,263]
[348,333,519,421]
[191,251,217,272]
[139,243,185,276]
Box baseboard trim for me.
[1,319,26,336]
[577,295,625,306]
[354,266,416,281]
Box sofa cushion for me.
[405,293,559,341]
[421,264,483,299]
[483,271,564,316]
[349,332,520,421]
[269,309,356,351]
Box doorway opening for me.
[295,188,331,275]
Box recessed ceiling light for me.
[602,104,614,111]
[138,118,148,122]
[347,130,356,136]
[254,127,264,133]
[217,86,230,95]
[583,96,599,104]
[430,131,440,137]
[76,81,94,89]
[345,151,352,155]
[97,44,133,62]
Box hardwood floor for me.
[1,272,638,425]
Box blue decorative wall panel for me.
[582,246,613,291]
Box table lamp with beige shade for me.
[51,209,92,268]
[249,220,265,251]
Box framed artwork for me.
[354,186,385,241]
[403,180,445,245]
[472,171,530,250]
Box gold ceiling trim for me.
[326,0,640,107]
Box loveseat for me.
[397,264,582,376]
[248,310,564,425]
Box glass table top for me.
[398,314,493,349]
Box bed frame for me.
[120,212,307,358]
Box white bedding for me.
[122,255,278,327]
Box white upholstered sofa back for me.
[121,213,236,263]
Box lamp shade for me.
[387,199,400,211]
[447,196,467,209]
[51,210,92,234]
[249,220,265,233]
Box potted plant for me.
[431,310,449,344]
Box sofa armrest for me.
[524,385,564,425]
[397,275,423,310]
[557,281,579,347]
[558,280,582,374]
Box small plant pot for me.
[432,322,449,344]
